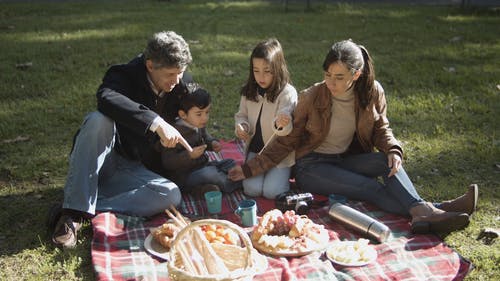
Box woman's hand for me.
[228,165,245,181]
[236,123,251,142]
[387,152,402,177]
[275,113,291,130]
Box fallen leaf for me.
[3,136,30,144]
[477,227,499,245]
[16,62,32,70]
[443,66,456,73]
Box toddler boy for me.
[159,83,241,197]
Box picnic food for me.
[150,207,240,252]
[150,212,192,250]
[200,224,239,245]
[251,209,329,256]
[164,205,267,281]
[326,238,377,266]
[151,222,181,250]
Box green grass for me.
[0,0,499,280]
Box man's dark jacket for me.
[96,54,193,174]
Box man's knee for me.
[168,186,182,206]
[83,111,114,133]
[154,181,182,206]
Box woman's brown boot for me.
[410,202,470,234]
[438,184,478,215]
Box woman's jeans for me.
[295,152,423,216]
[62,111,182,217]
[243,152,291,199]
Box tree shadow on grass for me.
[0,185,94,280]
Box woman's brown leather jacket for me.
[241,81,403,178]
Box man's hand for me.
[189,144,207,159]
[156,119,193,152]
[228,165,245,181]
[387,152,402,177]
[211,140,222,152]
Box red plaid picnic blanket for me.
[91,140,472,281]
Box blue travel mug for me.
[235,199,257,227]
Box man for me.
[50,31,194,248]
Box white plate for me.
[144,233,169,261]
[326,241,377,267]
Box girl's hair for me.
[179,83,211,113]
[240,38,291,103]
[322,40,375,109]
[144,31,192,69]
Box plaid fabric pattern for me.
[91,139,472,281]
[206,139,246,165]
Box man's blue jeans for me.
[295,152,424,216]
[62,111,182,217]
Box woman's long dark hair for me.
[240,38,290,103]
[322,40,375,109]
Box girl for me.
[229,40,477,235]
[234,38,298,199]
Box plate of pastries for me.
[250,209,329,257]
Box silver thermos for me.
[328,202,391,243]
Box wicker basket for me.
[167,219,266,281]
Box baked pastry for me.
[251,209,329,255]
[151,222,180,250]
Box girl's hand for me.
[275,113,291,130]
[211,140,222,152]
[228,165,245,181]
[189,144,207,159]
[236,123,250,142]
[387,152,402,177]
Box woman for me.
[229,40,478,234]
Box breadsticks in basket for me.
[166,206,230,275]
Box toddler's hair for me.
[179,83,211,113]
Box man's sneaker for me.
[52,215,82,248]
